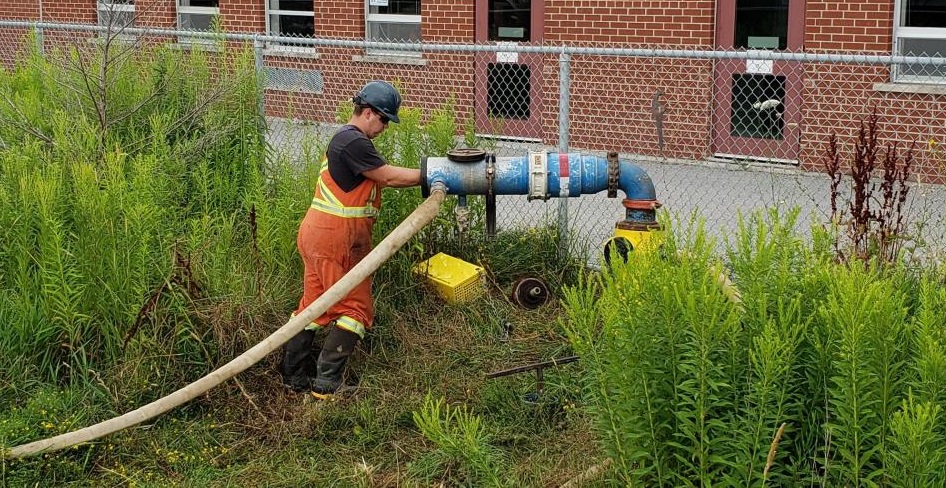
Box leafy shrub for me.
[564,209,946,486]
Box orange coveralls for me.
[293,157,381,339]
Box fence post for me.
[557,48,571,254]
[34,25,44,55]
[253,34,265,123]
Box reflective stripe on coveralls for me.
[310,157,379,218]
[289,314,368,339]
[334,316,366,338]
[294,156,380,339]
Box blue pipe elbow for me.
[421,151,660,226]
[617,160,657,201]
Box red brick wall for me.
[797,1,938,177]
[264,50,478,130]
[3,0,944,180]
[221,0,265,32]
[558,56,713,160]
[806,1,894,53]
[424,1,474,43]
[545,0,715,46]
[266,0,476,128]
[316,0,363,39]
[3,0,40,19]
[41,1,96,23]
[32,1,96,55]
[138,1,178,28]
[799,63,946,182]
[0,0,39,67]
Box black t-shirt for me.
[326,125,387,192]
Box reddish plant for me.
[823,109,915,264]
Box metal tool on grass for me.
[486,355,579,406]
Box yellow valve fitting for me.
[602,226,664,265]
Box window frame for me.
[265,1,316,51]
[365,0,422,57]
[97,0,136,40]
[177,0,220,44]
[892,0,946,84]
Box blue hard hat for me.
[354,80,401,123]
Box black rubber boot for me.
[311,327,360,394]
[282,329,317,392]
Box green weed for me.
[411,393,507,487]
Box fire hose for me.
[4,185,447,459]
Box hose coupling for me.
[429,180,448,195]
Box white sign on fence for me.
[746,50,773,74]
[496,41,518,63]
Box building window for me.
[97,0,135,38]
[366,0,421,56]
[733,0,787,50]
[894,0,946,82]
[488,0,530,42]
[267,0,315,48]
[178,0,219,41]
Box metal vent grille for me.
[262,66,323,94]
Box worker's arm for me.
[363,164,422,188]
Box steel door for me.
[474,0,544,140]
[712,0,805,162]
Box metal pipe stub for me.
[606,151,620,198]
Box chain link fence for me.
[2,18,945,263]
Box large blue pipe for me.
[420,152,659,225]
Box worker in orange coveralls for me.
[282,80,421,395]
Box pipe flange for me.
[607,151,620,198]
[486,152,497,238]
[447,148,486,163]
[485,152,496,194]
[510,277,550,309]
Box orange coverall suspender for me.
[293,156,382,339]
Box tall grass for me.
[0,34,275,398]
[564,209,946,486]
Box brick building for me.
[2,1,946,179]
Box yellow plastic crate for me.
[412,252,485,304]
